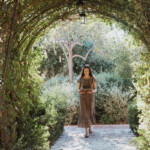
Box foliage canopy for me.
[0,0,150,149]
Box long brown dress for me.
[77,76,97,128]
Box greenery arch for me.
[0,0,150,149]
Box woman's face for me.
[84,68,89,76]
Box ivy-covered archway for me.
[0,0,150,149]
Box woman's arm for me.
[77,77,82,92]
[77,79,84,94]
[87,82,97,93]
[78,83,85,94]
[93,82,97,92]
[78,82,81,91]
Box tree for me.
[0,0,150,149]
[43,25,95,83]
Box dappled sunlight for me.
[0,0,150,149]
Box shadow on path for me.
[50,124,138,150]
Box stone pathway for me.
[50,124,138,150]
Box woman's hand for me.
[87,89,97,93]
[78,89,97,94]
[79,91,85,94]
[87,91,94,94]
[78,90,85,94]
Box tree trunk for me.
[68,50,73,83]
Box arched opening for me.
[0,0,149,149]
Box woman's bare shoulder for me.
[77,76,81,83]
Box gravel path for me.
[50,124,138,150]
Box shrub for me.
[95,84,129,124]
[0,47,50,150]
[43,74,132,125]
[95,72,133,91]
[62,82,80,125]
[128,98,140,136]
[41,85,67,146]
[42,75,79,126]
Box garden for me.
[0,1,150,149]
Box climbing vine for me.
[132,50,150,149]
[0,0,150,149]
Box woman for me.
[77,64,97,138]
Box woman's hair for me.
[80,64,93,78]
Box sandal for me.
[84,134,89,138]
[89,129,92,133]
[89,130,92,133]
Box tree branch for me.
[72,45,94,60]
[64,42,70,52]
[59,43,69,62]
[70,41,83,51]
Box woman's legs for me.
[85,127,88,136]
[89,127,91,132]
[89,126,92,132]
[85,126,92,136]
